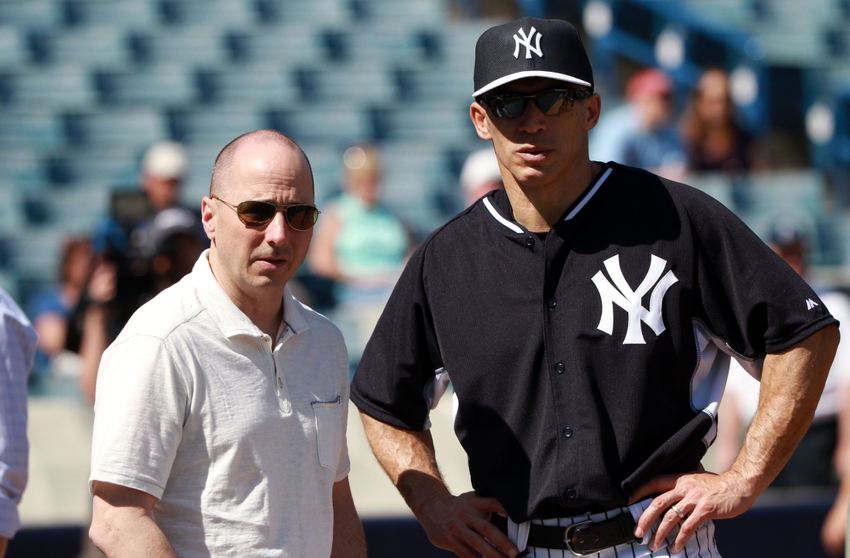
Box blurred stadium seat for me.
[131,24,237,66]
[298,61,399,104]
[196,61,300,106]
[0,26,28,69]
[63,107,169,150]
[8,64,97,110]
[159,0,257,27]
[95,62,198,107]
[40,25,132,68]
[64,0,160,30]
[0,0,66,32]
[0,110,65,150]
[168,104,267,145]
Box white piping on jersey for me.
[564,166,613,221]
[422,367,452,429]
[691,319,763,449]
[483,197,524,233]
[482,167,614,232]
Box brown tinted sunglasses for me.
[212,195,320,231]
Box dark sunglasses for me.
[477,88,593,119]
[211,195,320,231]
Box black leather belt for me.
[491,512,639,556]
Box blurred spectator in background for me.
[679,67,763,173]
[716,218,850,555]
[27,237,92,383]
[590,67,687,181]
[309,144,415,304]
[459,148,503,207]
[308,144,416,368]
[75,140,207,404]
[0,287,37,557]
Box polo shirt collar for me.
[482,163,613,233]
[193,250,309,340]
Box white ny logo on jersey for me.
[513,26,543,59]
[592,254,679,345]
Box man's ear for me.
[583,93,602,132]
[470,102,492,140]
[201,197,216,241]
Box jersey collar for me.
[482,163,613,233]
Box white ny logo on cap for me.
[513,26,543,59]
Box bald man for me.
[89,130,366,557]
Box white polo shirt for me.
[90,251,350,557]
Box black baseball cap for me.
[473,17,594,98]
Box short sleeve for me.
[350,243,442,431]
[90,334,188,499]
[687,191,836,357]
[0,293,37,538]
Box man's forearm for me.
[358,411,518,558]
[331,477,366,558]
[90,506,176,558]
[358,412,450,515]
[633,325,841,553]
[731,324,840,495]
[90,484,177,558]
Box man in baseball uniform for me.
[350,17,839,558]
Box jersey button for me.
[563,427,573,438]
[566,488,577,501]
[525,236,535,247]
[555,362,565,374]
[547,298,557,308]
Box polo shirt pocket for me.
[311,396,342,471]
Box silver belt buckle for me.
[564,519,593,557]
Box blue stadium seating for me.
[40,25,132,68]
[269,102,374,146]
[0,25,28,69]
[0,0,66,32]
[338,23,439,65]
[196,62,300,106]
[45,147,140,188]
[168,104,267,145]
[131,24,237,66]
[0,150,48,192]
[9,64,97,110]
[96,62,198,107]
[158,0,257,27]
[298,62,399,104]
[0,110,65,150]
[64,0,160,30]
[238,25,334,66]
[261,0,352,25]
[0,0,847,315]
[62,107,169,150]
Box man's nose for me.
[264,210,288,243]
[517,99,548,132]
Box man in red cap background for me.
[590,68,687,181]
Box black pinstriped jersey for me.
[350,162,836,522]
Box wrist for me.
[722,463,764,503]
[398,474,451,518]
